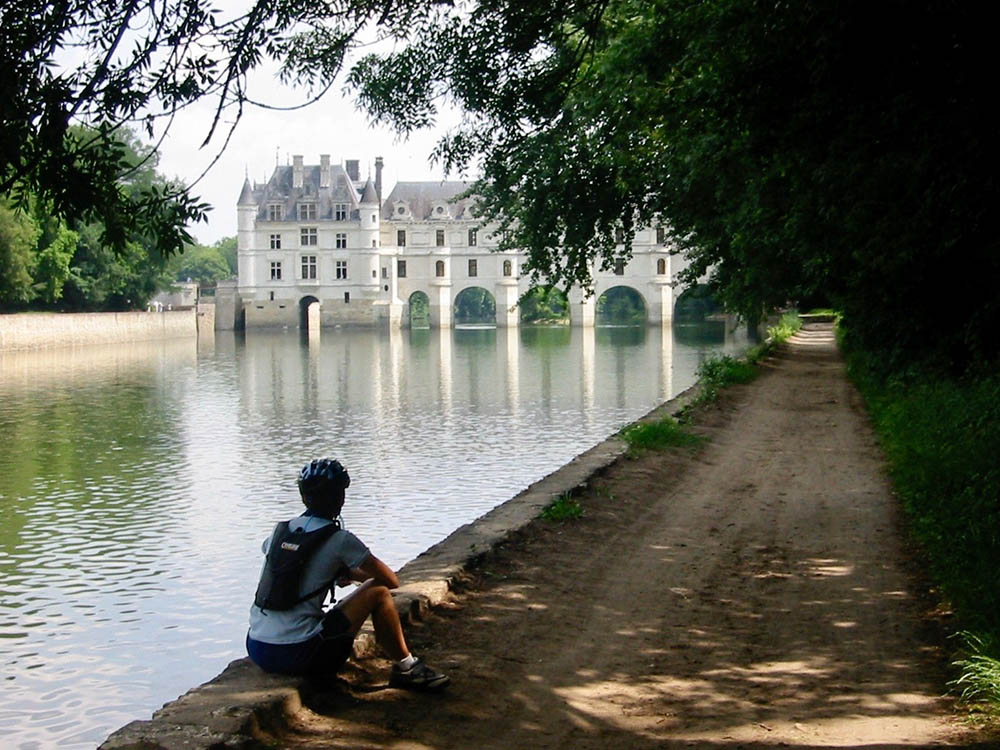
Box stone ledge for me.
[99,384,699,750]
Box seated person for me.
[247,458,449,691]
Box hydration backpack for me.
[253,520,344,611]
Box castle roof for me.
[381,181,477,221]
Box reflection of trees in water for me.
[596,286,645,325]
[454,287,496,324]
[673,320,726,346]
[408,291,430,328]
[674,284,722,322]
[519,287,569,324]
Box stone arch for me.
[407,290,431,329]
[435,259,446,277]
[453,286,497,326]
[595,285,646,326]
[656,257,666,275]
[299,295,320,331]
[519,286,569,325]
[674,284,722,323]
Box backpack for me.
[253,520,344,611]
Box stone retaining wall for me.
[0,311,197,352]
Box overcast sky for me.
[154,47,461,246]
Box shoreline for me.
[98,382,704,750]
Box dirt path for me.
[271,324,990,749]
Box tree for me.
[0,199,41,306]
[1,0,430,256]
[168,245,232,286]
[339,0,999,368]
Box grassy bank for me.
[844,338,1000,712]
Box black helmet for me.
[297,458,350,513]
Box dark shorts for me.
[246,608,355,676]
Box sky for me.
[153,42,462,246]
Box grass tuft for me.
[951,633,1000,709]
[540,492,584,521]
[621,416,703,456]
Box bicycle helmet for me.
[297,458,351,516]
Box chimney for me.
[293,155,304,189]
[345,159,360,181]
[320,155,330,188]
[375,156,384,202]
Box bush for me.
[621,416,703,456]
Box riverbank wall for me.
[98,382,704,750]
[0,310,197,353]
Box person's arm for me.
[345,553,399,589]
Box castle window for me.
[270,261,282,280]
[397,229,406,247]
[301,255,317,280]
[435,260,445,277]
[335,232,347,249]
[301,227,317,246]
[334,203,347,221]
[656,226,666,245]
[381,266,388,279]
[436,229,445,247]
[344,291,350,303]
[615,228,624,244]
[614,258,625,275]
[336,260,348,279]
[657,258,666,275]
[267,204,283,221]
[397,260,407,278]
[468,228,478,246]
[299,203,316,220]
[503,259,512,277]
[397,205,405,215]
[468,259,478,277]
[269,234,281,249]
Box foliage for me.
[519,286,568,324]
[1,0,439,254]
[343,0,999,369]
[846,340,1000,710]
[540,492,584,521]
[167,244,232,285]
[0,199,41,305]
[766,311,803,345]
[621,416,702,457]
[33,225,78,304]
[596,286,645,325]
[213,237,239,277]
[950,633,1000,709]
[454,286,496,324]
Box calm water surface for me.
[0,323,748,749]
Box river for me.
[0,322,749,749]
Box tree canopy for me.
[339,0,998,368]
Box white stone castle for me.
[229,155,694,329]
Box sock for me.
[398,654,417,670]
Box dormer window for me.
[335,203,348,221]
[299,203,316,221]
[393,201,410,218]
[397,206,405,215]
[267,204,283,221]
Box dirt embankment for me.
[258,325,996,749]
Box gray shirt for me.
[248,514,370,644]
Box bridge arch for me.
[453,286,497,326]
[519,286,569,325]
[595,285,647,326]
[674,284,722,323]
[298,295,320,331]
[406,290,431,329]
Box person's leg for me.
[334,579,409,660]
